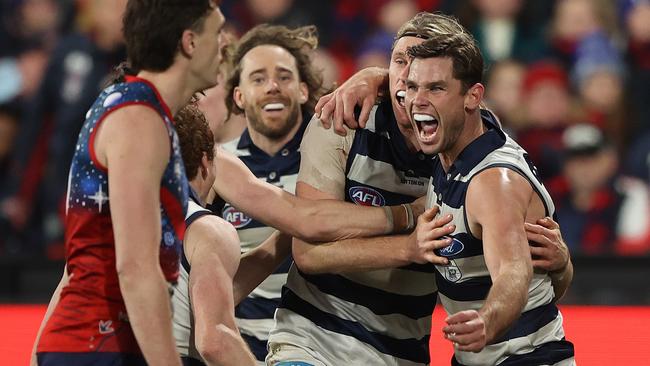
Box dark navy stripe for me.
[181,356,206,366]
[280,287,431,364]
[436,271,491,301]
[399,262,438,273]
[430,171,469,209]
[298,270,436,319]
[181,249,191,273]
[185,210,214,227]
[37,352,148,366]
[235,296,280,320]
[433,233,484,260]
[241,332,269,362]
[274,256,293,274]
[451,339,574,366]
[497,302,559,343]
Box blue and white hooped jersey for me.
[272,102,439,365]
[426,110,574,366]
[209,117,308,363]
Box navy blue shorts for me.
[37,352,148,366]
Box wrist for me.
[388,204,415,233]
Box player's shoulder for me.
[302,113,356,149]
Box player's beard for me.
[246,99,301,140]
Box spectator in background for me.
[516,61,575,182]
[451,0,548,65]
[621,0,650,137]
[549,123,650,255]
[483,59,526,130]
[550,0,621,67]
[0,103,21,251]
[310,48,341,90]
[572,31,630,151]
[0,0,127,257]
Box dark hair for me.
[406,17,483,93]
[175,102,215,180]
[225,24,325,116]
[122,0,217,72]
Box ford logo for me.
[222,205,251,229]
[436,236,464,257]
[349,186,385,207]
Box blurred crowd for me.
[1,0,649,259]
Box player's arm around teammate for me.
[210,148,422,241]
[314,67,574,287]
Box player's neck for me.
[138,66,196,116]
[396,122,420,153]
[247,116,302,156]
[439,114,486,172]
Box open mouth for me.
[395,90,406,107]
[262,102,286,112]
[413,113,439,141]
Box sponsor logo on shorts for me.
[223,205,252,228]
[349,186,385,206]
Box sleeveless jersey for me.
[270,102,438,365]
[37,76,189,354]
[209,117,307,363]
[425,110,575,366]
[173,190,216,364]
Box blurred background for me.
[0,0,649,364]
[0,0,649,358]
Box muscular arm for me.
[185,216,255,366]
[212,149,414,241]
[445,168,535,352]
[233,230,292,304]
[99,107,180,366]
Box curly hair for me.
[174,102,215,180]
[225,24,326,116]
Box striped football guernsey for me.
[208,117,309,363]
[270,102,439,365]
[426,110,575,366]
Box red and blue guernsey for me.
[37,76,189,356]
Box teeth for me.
[263,103,285,111]
[396,90,406,98]
[413,113,435,122]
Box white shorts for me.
[265,342,329,366]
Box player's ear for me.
[464,83,484,113]
[233,86,245,110]
[200,152,210,180]
[180,29,196,58]
[298,82,308,105]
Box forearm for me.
[293,234,412,274]
[199,325,256,366]
[119,267,180,366]
[233,231,292,304]
[550,259,573,302]
[479,263,531,343]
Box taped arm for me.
[213,117,413,241]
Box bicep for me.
[467,168,533,276]
[100,108,170,267]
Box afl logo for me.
[349,186,385,207]
[223,205,251,228]
[436,236,464,257]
